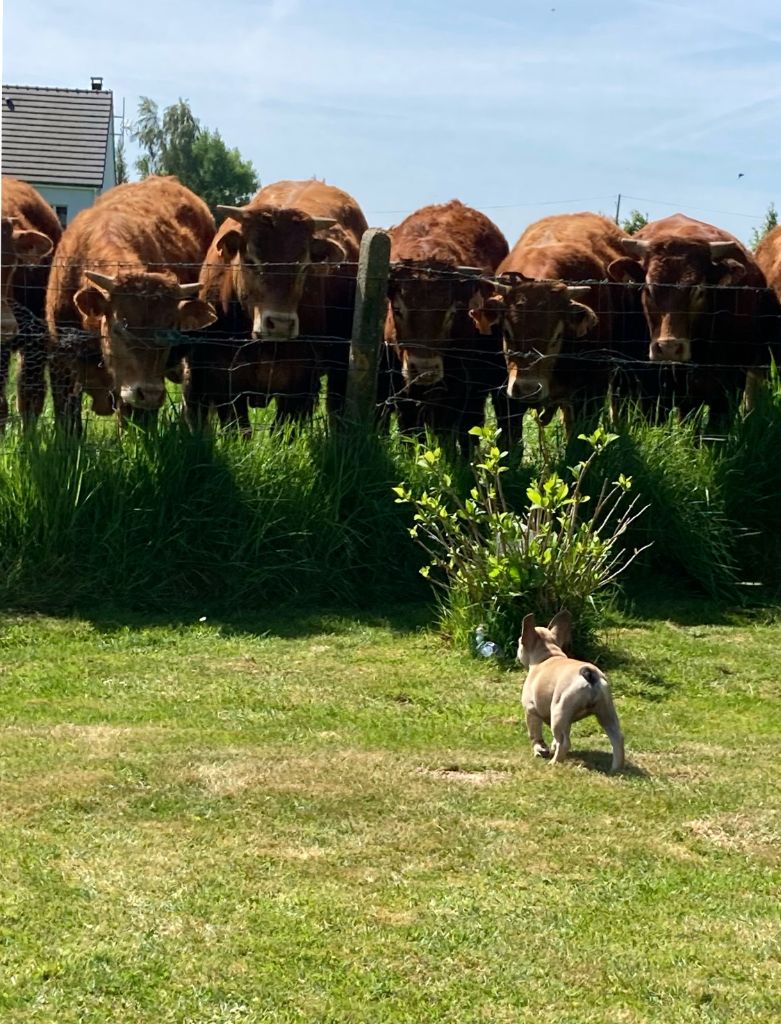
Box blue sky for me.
[4,0,780,244]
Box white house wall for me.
[32,183,99,227]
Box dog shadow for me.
[568,749,650,779]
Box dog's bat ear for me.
[548,610,572,651]
[521,613,537,647]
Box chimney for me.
[90,76,103,91]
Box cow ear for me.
[608,257,645,283]
[177,299,218,331]
[310,237,347,263]
[216,228,243,259]
[568,300,598,338]
[548,610,572,651]
[73,286,109,324]
[469,294,505,335]
[713,258,746,285]
[13,229,53,263]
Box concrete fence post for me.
[344,227,391,424]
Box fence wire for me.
[2,259,780,433]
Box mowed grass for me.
[1,604,780,1023]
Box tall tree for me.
[130,97,259,211]
[750,202,778,250]
[115,136,129,185]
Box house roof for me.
[2,84,114,189]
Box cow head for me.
[214,204,342,341]
[470,276,597,402]
[1,216,54,341]
[73,271,217,411]
[387,262,484,387]
[608,238,746,362]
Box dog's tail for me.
[580,666,602,687]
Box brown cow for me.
[46,176,216,429]
[192,179,367,429]
[754,224,781,296]
[385,199,510,453]
[1,178,62,426]
[607,214,777,418]
[467,213,631,429]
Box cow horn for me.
[311,217,337,231]
[566,285,592,299]
[621,239,650,258]
[178,282,202,298]
[709,240,740,260]
[84,271,117,294]
[455,266,483,277]
[216,205,250,223]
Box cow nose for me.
[651,340,686,362]
[121,383,166,409]
[508,376,546,402]
[256,311,299,340]
[404,356,444,387]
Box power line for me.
[621,194,765,221]
[366,195,617,217]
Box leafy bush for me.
[394,425,649,653]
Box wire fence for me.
[2,258,780,434]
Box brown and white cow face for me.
[73,271,216,411]
[1,217,54,341]
[470,279,597,402]
[608,238,746,362]
[214,204,343,341]
[387,265,483,387]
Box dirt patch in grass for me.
[414,765,512,785]
[686,812,780,861]
[4,722,168,756]
[1,767,112,818]
[186,749,395,798]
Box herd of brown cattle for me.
[2,173,781,447]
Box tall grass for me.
[575,406,739,600]
[0,418,425,613]
[718,364,781,598]
[1,372,780,617]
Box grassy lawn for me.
[1,602,780,1022]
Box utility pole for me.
[615,193,622,226]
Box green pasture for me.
[1,380,781,1020]
[1,603,779,1022]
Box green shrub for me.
[394,425,649,653]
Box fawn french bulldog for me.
[518,610,624,771]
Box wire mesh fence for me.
[2,256,780,438]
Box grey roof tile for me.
[1,85,114,188]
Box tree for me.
[750,202,778,250]
[621,209,649,235]
[115,136,129,185]
[130,97,259,212]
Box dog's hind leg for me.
[596,701,625,772]
[549,708,571,764]
[525,709,551,758]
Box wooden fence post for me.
[345,227,391,424]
